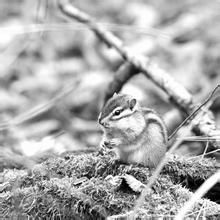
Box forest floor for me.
[0,0,220,219]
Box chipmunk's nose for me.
[99,118,105,126]
[98,117,102,125]
[98,116,108,127]
[98,114,103,125]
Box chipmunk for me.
[98,93,167,168]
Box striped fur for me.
[99,94,167,167]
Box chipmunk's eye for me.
[114,109,122,116]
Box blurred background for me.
[0,0,220,169]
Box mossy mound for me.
[0,152,220,219]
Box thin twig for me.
[195,201,205,220]
[178,135,220,141]
[168,84,220,141]
[184,202,216,218]
[0,79,81,130]
[201,141,210,160]
[0,23,171,38]
[186,148,220,160]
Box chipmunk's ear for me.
[113,92,118,98]
[129,98,137,110]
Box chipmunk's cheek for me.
[108,121,115,128]
[103,121,113,129]
[99,118,110,128]
[117,118,128,130]
[104,123,110,128]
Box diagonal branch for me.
[58,0,220,148]
[58,0,192,113]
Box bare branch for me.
[103,63,138,103]
[58,0,193,112]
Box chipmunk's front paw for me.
[98,138,122,156]
[98,142,110,155]
[98,139,115,155]
[103,140,113,149]
[107,138,122,148]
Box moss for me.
[163,155,217,182]
[162,154,220,201]
[0,152,220,219]
[0,178,106,219]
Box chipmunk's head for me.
[98,93,142,130]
